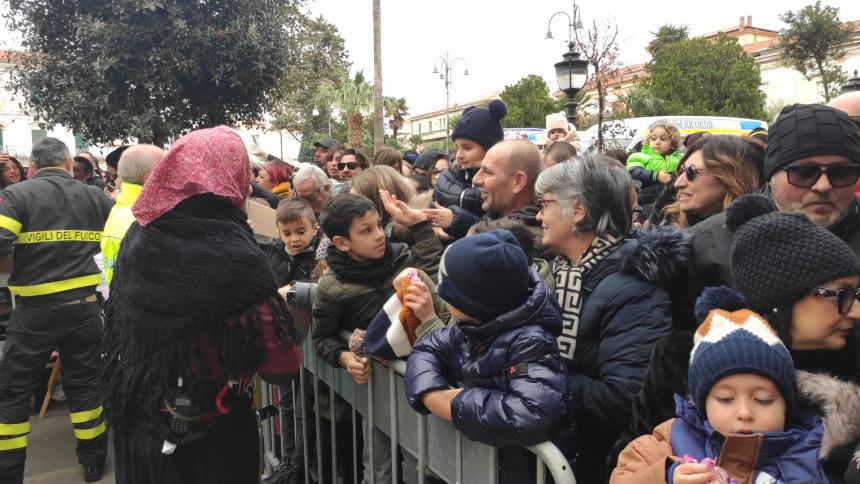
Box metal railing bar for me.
[536,455,546,484]
[527,441,576,484]
[299,359,310,484]
[389,366,398,484]
[417,414,426,484]
[456,432,463,483]
[311,352,324,484]
[330,364,337,484]
[352,381,359,484]
[367,370,375,483]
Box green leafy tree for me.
[271,8,350,140]
[778,1,853,102]
[5,0,297,146]
[500,75,564,128]
[315,70,373,150]
[646,24,690,57]
[637,34,766,119]
[622,84,670,117]
[384,97,409,139]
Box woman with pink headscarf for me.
[102,126,301,484]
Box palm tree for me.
[384,97,409,139]
[315,71,373,149]
[407,134,423,150]
[372,0,384,152]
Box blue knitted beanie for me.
[436,229,530,323]
[689,287,797,423]
[451,100,507,151]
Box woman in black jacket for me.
[535,155,687,482]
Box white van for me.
[579,116,768,153]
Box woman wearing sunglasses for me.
[722,194,860,481]
[662,135,763,229]
[727,194,860,362]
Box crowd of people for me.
[0,89,859,484]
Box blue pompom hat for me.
[451,99,507,151]
[689,287,797,423]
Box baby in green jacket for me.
[626,123,682,211]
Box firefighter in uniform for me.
[0,138,113,483]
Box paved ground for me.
[24,400,114,484]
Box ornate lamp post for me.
[546,3,589,126]
[433,53,469,154]
[842,70,860,95]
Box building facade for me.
[0,50,85,162]
[406,91,501,148]
[575,16,860,124]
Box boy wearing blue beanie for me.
[611,287,829,483]
[404,229,575,482]
[424,99,507,240]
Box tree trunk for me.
[596,70,605,152]
[372,0,384,152]
[348,112,365,151]
[815,57,831,102]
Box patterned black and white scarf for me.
[553,235,621,361]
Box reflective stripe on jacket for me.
[101,182,143,284]
[0,168,113,297]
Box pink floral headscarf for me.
[133,126,251,226]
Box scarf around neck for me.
[326,239,403,285]
[553,234,621,362]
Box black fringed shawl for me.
[102,195,294,427]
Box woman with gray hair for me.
[535,154,688,481]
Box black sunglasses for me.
[785,164,860,188]
[337,162,359,171]
[678,165,703,182]
[811,286,860,315]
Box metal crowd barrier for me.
[259,330,576,484]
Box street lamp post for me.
[545,3,589,127]
[433,53,469,154]
[842,70,860,95]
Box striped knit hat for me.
[689,286,796,421]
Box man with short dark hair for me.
[0,137,113,482]
[73,153,106,189]
[313,138,339,166]
[104,145,131,197]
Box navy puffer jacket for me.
[431,164,484,240]
[405,272,575,480]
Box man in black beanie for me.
[765,104,860,236]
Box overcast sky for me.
[304,0,860,115]
[2,1,858,117]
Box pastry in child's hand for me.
[397,272,421,344]
[349,329,367,357]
